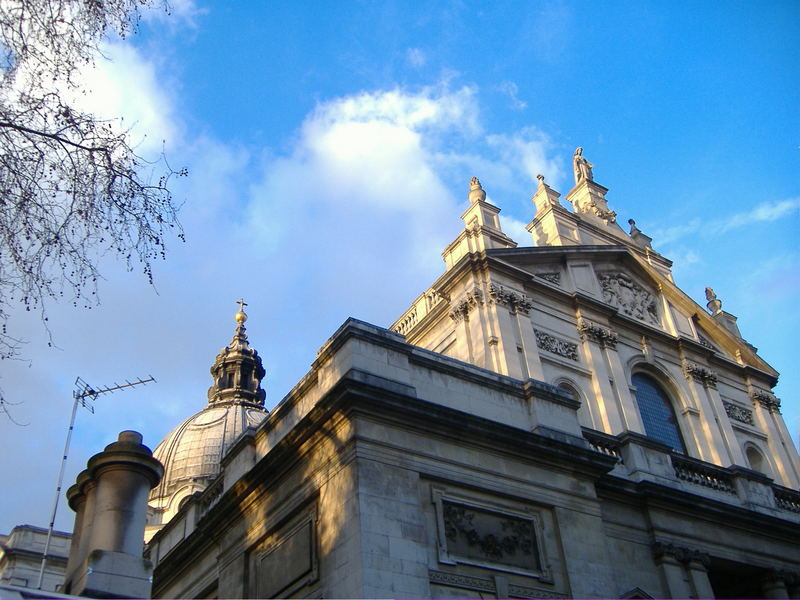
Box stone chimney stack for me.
[63,431,163,599]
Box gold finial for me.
[234,298,248,323]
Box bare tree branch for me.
[0,0,184,363]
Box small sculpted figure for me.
[573,147,594,184]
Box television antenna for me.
[36,375,156,590]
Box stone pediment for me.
[596,270,660,326]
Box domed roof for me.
[146,305,268,536]
[149,402,266,506]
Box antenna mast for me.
[36,375,156,590]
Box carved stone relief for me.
[722,400,754,425]
[449,288,484,322]
[751,389,782,414]
[488,283,534,314]
[534,330,579,361]
[682,361,718,388]
[442,502,539,571]
[597,272,659,326]
[698,334,717,351]
[577,319,618,349]
[535,272,561,285]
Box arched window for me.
[557,382,579,403]
[745,444,770,476]
[631,372,685,453]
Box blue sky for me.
[1,1,798,534]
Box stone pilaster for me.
[751,388,800,488]
[578,319,645,434]
[681,360,730,465]
[576,318,624,434]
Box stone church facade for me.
[144,151,800,599]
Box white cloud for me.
[717,198,800,233]
[497,81,527,111]
[652,198,800,245]
[406,48,427,68]
[75,41,181,156]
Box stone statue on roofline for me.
[573,147,594,184]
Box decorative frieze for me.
[597,272,659,326]
[534,330,579,361]
[448,288,483,322]
[652,542,710,567]
[751,389,781,414]
[535,272,561,285]
[722,400,754,425]
[428,570,565,599]
[682,361,718,388]
[488,283,533,314]
[577,319,618,349]
[428,570,495,593]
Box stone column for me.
[64,431,163,599]
[762,569,790,599]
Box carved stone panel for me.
[722,400,754,425]
[597,272,659,326]
[442,501,540,572]
[534,330,579,361]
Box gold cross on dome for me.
[236,298,248,312]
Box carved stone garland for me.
[577,319,618,349]
[534,330,579,361]
[722,400,754,425]
[683,361,718,388]
[751,389,781,414]
[488,283,533,314]
[597,272,659,326]
[449,288,484,322]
